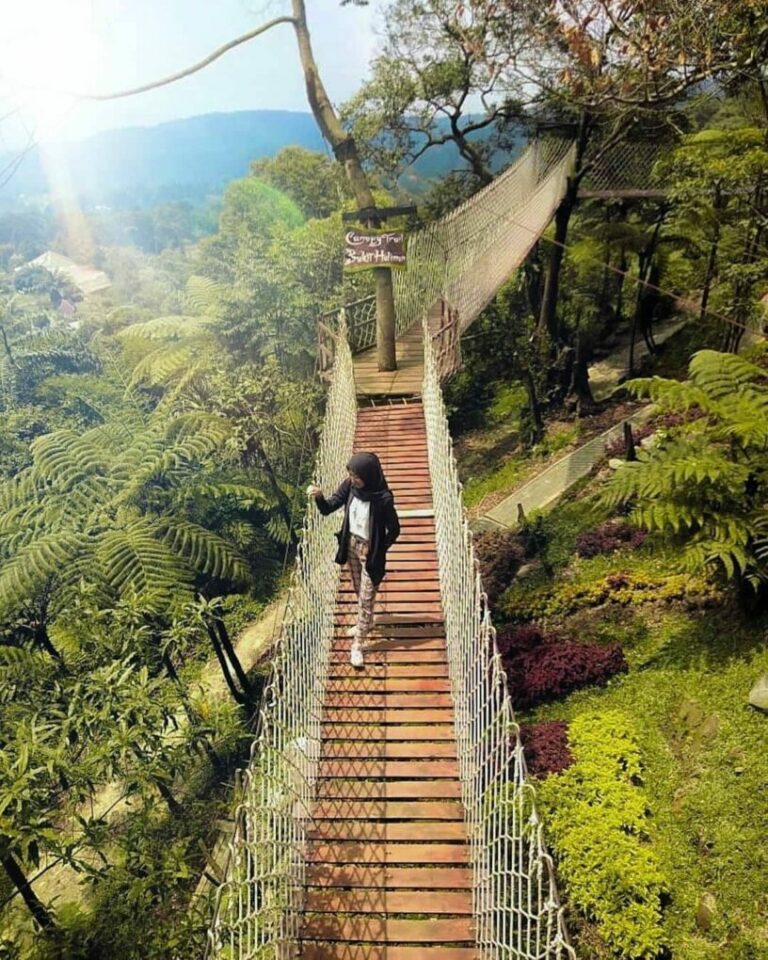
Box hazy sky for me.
[0,0,379,150]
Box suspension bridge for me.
[205,136,661,960]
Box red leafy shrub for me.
[505,642,628,708]
[496,623,547,660]
[474,530,525,604]
[519,720,573,777]
[649,407,704,430]
[575,520,648,558]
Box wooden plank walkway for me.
[353,325,424,397]
[299,401,477,960]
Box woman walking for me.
[307,452,400,668]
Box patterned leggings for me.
[348,534,378,641]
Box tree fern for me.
[155,518,249,584]
[0,531,89,617]
[165,412,230,448]
[178,481,264,509]
[688,349,764,398]
[128,341,201,388]
[0,406,250,621]
[118,315,206,341]
[185,276,225,315]
[604,349,768,583]
[30,430,111,490]
[94,520,194,614]
[0,469,42,515]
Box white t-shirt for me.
[348,496,371,540]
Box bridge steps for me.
[298,400,477,959]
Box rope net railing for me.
[318,294,378,355]
[421,314,575,959]
[395,138,576,376]
[580,139,666,193]
[205,314,357,960]
[317,138,575,376]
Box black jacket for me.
[314,478,400,586]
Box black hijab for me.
[346,452,390,503]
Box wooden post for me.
[343,205,414,373]
[624,421,637,461]
[373,261,397,372]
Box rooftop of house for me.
[22,250,111,296]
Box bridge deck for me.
[298,401,477,960]
[353,325,424,397]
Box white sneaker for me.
[350,640,364,668]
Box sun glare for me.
[0,0,100,141]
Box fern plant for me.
[0,409,252,635]
[0,329,98,409]
[603,349,768,583]
[118,297,319,548]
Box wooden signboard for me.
[344,228,407,271]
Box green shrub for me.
[500,568,720,622]
[537,711,669,959]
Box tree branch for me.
[69,18,296,101]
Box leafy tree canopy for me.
[250,146,352,220]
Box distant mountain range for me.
[0,110,522,210]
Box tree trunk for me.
[1,849,56,931]
[569,332,595,415]
[206,621,247,706]
[523,244,543,319]
[0,324,16,366]
[628,264,644,376]
[700,184,722,324]
[374,269,397,370]
[290,0,396,371]
[31,622,62,662]
[640,265,660,356]
[213,618,255,704]
[537,190,576,348]
[522,366,544,443]
[628,274,643,376]
[598,254,613,333]
[162,650,180,685]
[614,245,628,326]
[449,114,494,186]
[723,194,763,352]
[624,422,637,461]
[155,779,183,818]
[253,438,299,547]
[163,652,223,769]
[629,213,666,374]
[536,112,592,353]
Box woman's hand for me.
[306,484,322,498]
